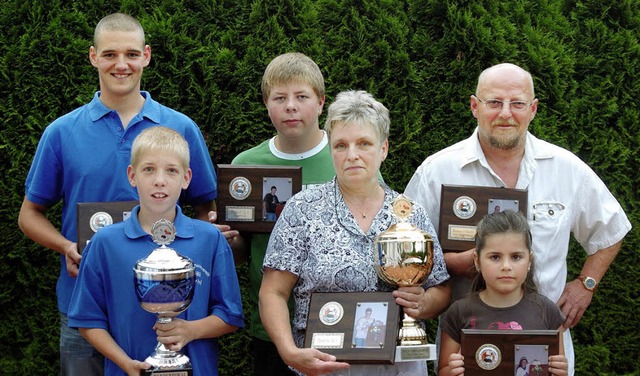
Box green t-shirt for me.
[232,133,335,341]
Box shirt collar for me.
[87,91,161,124]
[124,205,195,241]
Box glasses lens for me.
[486,100,503,109]
[510,101,528,110]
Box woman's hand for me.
[280,346,350,376]
[392,285,424,318]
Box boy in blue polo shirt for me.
[68,126,244,375]
[18,13,218,374]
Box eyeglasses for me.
[477,98,533,111]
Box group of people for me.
[17,11,630,376]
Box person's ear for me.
[142,45,151,68]
[89,46,98,67]
[182,168,192,190]
[127,165,136,187]
[380,139,389,161]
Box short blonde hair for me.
[94,13,145,48]
[261,52,325,101]
[131,127,190,171]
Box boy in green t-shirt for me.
[232,52,335,375]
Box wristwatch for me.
[578,275,598,292]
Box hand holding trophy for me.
[374,195,435,361]
[133,219,195,375]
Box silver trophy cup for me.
[374,195,434,361]
[133,219,195,375]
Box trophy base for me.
[394,344,436,362]
[142,342,193,376]
[142,369,192,376]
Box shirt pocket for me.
[532,201,566,225]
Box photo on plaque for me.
[351,302,388,349]
[304,292,400,364]
[461,329,559,376]
[514,345,550,376]
[261,177,294,222]
[488,199,520,214]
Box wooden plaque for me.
[461,329,559,375]
[77,201,138,253]
[216,164,302,233]
[439,185,528,251]
[304,292,401,364]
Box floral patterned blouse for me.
[263,177,450,348]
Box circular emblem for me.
[475,343,501,370]
[89,212,113,233]
[453,196,476,219]
[392,195,413,220]
[229,176,251,200]
[151,219,176,246]
[319,301,344,326]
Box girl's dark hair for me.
[470,210,537,294]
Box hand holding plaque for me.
[373,195,435,361]
[133,219,195,376]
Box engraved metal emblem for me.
[392,195,413,220]
[475,343,501,370]
[319,301,344,326]
[151,219,176,246]
[89,211,113,233]
[229,176,251,200]
[453,196,476,219]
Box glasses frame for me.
[477,98,534,111]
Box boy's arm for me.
[79,328,150,375]
[154,315,239,352]
[18,196,81,277]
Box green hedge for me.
[1,0,638,375]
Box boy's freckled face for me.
[127,150,191,219]
[265,82,324,141]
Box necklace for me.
[342,188,382,220]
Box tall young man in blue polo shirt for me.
[18,13,218,375]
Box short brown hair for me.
[94,13,145,48]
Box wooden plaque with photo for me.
[461,329,559,376]
[439,185,528,252]
[216,164,302,233]
[304,292,401,364]
[77,201,138,254]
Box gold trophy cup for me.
[374,195,435,362]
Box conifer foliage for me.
[1,0,638,374]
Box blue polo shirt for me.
[68,206,244,376]
[24,91,217,314]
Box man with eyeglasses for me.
[404,63,630,375]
